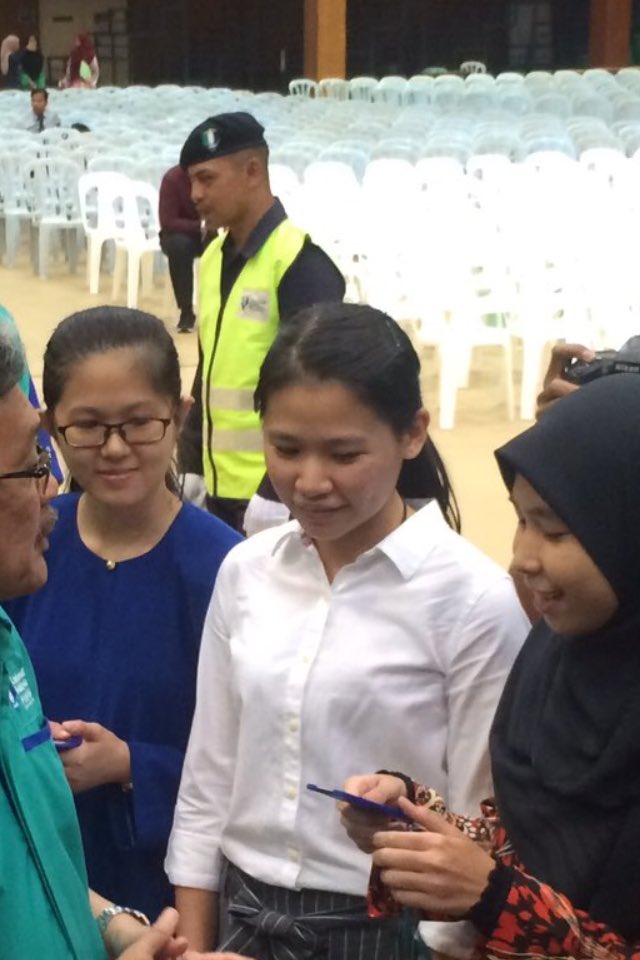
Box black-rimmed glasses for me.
[0,446,51,496]
[56,417,172,449]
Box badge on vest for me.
[239,289,271,322]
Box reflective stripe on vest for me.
[199,218,307,500]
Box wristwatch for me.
[96,904,150,937]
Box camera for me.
[562,336,640,385]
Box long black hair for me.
[255,302,461,531]
[43,306,182,495]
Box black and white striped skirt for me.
[217,861,411,960]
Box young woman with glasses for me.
[3,306,241,921]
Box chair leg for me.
[127,250,141,309]
[140,251,154,299]
[5,216,20,268]
[112,246,126,301]
[38,225,49,280]
[66,228,80,275]
[503,337,515,421]
[88,236,103,294]
[519,337,544,421]
[439,340,459,430]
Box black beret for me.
[180,111,267,168]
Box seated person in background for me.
[60,32,99,89]
[19,34,46,89]
[25,87,61,133]
[341,373,640,960]
[159,165,204,334]
[1,34,21,88]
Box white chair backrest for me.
[317,78,349,100]
[78,171,131,236]
[304,159,359,193]
[349,77,378,102]
[289,78,317,98]
[460,60,487,76]
[24,156,83,221]
[87,154,140,177]
[318,141,371,180]
[270,142,318,179]
[372,136,422,163]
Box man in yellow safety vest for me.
[177,112,345,532]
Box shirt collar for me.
[270,501,450,580]
[223,197,287,262]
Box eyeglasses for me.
[56,417,172,449]
[0,446,51,496]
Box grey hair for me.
[0,331,25,400]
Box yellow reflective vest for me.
[198,218,307,501]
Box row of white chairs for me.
[267,147,640,426]
[289,67,640,103]
[3,82,638,428]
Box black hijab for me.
[492,374,640,940]
[20,47,43,83]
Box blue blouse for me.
[4,493,240,917]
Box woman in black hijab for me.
[340,373,640,958]
[19,35,45,90]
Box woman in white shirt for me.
[166,303,528,959]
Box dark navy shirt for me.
[4,494,241,917]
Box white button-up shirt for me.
[166,502,528,896]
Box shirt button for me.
[289,719,299,733]
[288,847,299,863]
[302,655,311,665]
[286,787,297,800]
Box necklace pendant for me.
[105,560,117,571]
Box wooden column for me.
[304,0,347,80]
[589,0,632,67]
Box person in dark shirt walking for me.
[159,165,204,334]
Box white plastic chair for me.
[88,154,140,177]
[614,98,640,124]
[111,180,161,309]
[78,171,131,294]
[405,75,433,106]
[349,77,377,102]
[24,157,84,279]
[432,75,465,113]
[409,203,517,429]
[289,78,317,98]
[318,141,371,180]
[270,142,318,179]
[268,163,303,221]
[460,60,487,76]
[0,152,34,266]
[300,160,364,298]
[496,72,525,87]
[373,76,408,106]
[535,92,571,119]
[317,78,349,101]
[372,137,422,163]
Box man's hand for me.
[117,909,187,959]
[372,798,494,915]
[114,907,253,960]
[536,342,595,419]
[57,719,131,793]
[339,773,408,854]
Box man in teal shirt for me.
[0,330,247,959]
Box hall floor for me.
[1,257,539,570]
